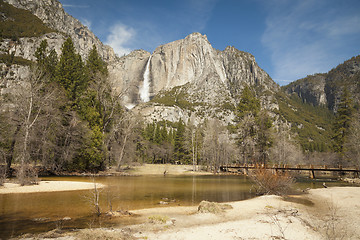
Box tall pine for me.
[234,85,272,164]
[174,119,188,163]
[332,88,353,158]
[55,37,87,102]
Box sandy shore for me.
[0,164,203,194]
[12,186,360,239]
[122,186,360,240]
[0,181,104,194]
[123,163,212,176]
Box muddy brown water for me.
[0,174,351,238]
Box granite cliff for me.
[111,32,279,123]
[3,0,115,61]
[284,55,360,112]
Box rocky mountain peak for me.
[184,32,210,42]
[223,46,255,61]
[109,32,279,112]
[3,0,115,61]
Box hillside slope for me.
[283,55,360,111]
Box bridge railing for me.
[220,164,360,171]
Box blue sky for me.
[60,0,360,85]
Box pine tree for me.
[55,37,87,102]
[174,119,187,163]
[160,124,168,143]
[46,49,58,79]
[256,111,273,164]
[234,86,272,164]
[34,40,58,79]
[235,85,260,120]
[34,40,48,67]
[86,45,108,76]
[332,88,353,158]
[154,123,162,144]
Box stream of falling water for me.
[140,56,151,102]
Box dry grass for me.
[250,168,295,196]
[148,215,170,224]
[75,228,135,240]
[197,200,233,214]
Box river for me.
[0,174,349,238]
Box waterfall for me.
[140,56,151,102]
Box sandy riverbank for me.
[0,164,206,194]
[0,181,104,194]
[9,185,360,239]
[65,186,360,240]
[122,163,212,176]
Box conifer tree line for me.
[1,37,359,182]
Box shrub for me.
[16,165,39,186]
[250,168,295,196]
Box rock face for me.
[221,46,278,97]
[1,0,116,98]
[150,33,227,93]
[284,55,360,111]
[0,32,65,62]
[108,50,151,108]
[3,0,115,61]
[284,74,327,107]
[109,32,280,124]
[115,33,279,112]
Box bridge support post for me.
[310,170,315,179]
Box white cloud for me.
[62,4,89,8]
[186,0,218,31]
[81,18,92,29]
[105,23,136,56]
[261,0,360,85]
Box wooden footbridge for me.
[219,164,360,178]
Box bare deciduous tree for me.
[202,119,237,172]
[111,112,140,171]
[270,126,303,165]
[11,67,56,185]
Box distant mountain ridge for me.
[283,55,360,111]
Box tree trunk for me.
[5,125,21,177]
[116,134,128,171]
